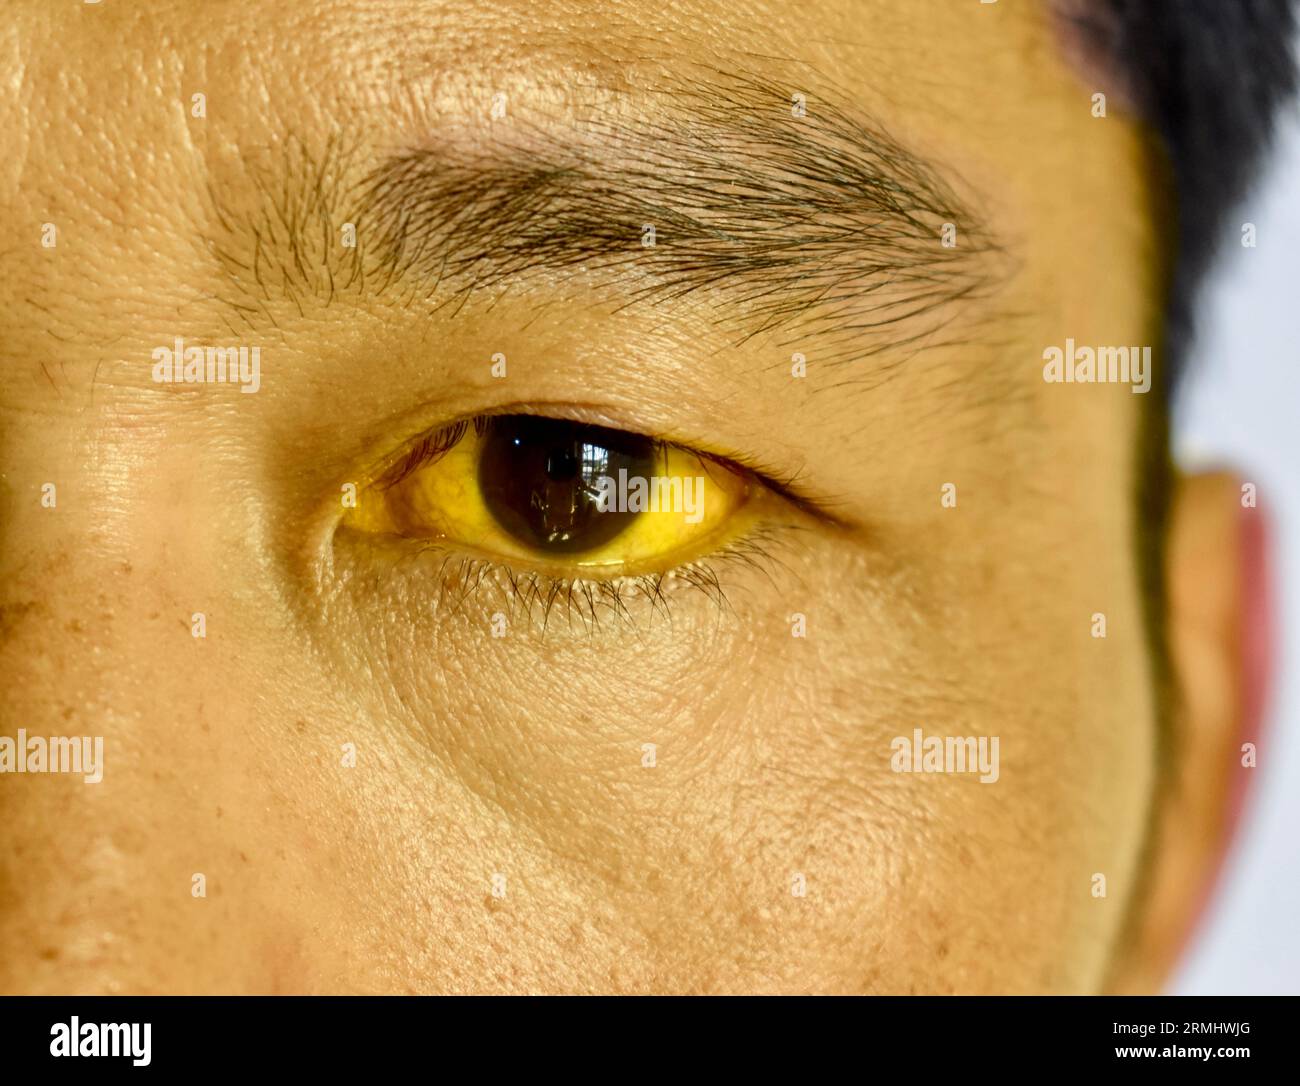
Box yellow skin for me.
[0,0,1247,993]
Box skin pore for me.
[0,0,1247,993]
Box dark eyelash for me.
[376,415,488,490]
[393,523,804,637]
[374,412,847,526]
[378,413,677,492]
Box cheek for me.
[299,521,1145,993]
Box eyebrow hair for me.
[206,71,1004,364]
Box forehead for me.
[8,0,1084,174]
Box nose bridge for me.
[0,476,195,835]
[0,392,159,725]
[0,375,199,604]
[0,369,250,765]
[0,442,236,990]
[0,405,158,720]
[0,543,149,729]
[0,544,148,988]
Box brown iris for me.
[477,415,657,554]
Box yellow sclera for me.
[345,424,753,577]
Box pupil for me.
[546,448,578,482]
[478,415,657,553]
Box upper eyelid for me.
[672,443,849,528]
[364,405,852,528]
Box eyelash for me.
[374,411,836,517]
[388,523,803,634]
[373,415,484,490]
[350,413,811,632]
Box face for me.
[0,0,1248,993]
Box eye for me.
[345,414,756,576]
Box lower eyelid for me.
[340,488,770,578]
[330,517,810,632]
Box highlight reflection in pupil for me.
[478,416,657,553]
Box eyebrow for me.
[206,71,1002,363]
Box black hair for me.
[1075,0,1299,396]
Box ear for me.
[1109,471,1273,993]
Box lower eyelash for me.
[398,523,804,636]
